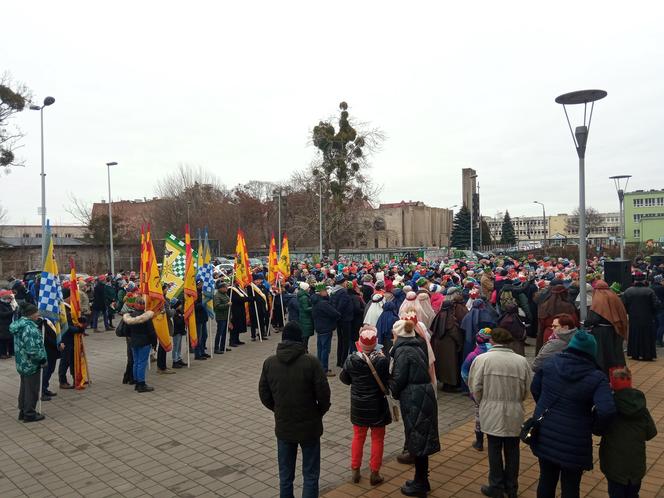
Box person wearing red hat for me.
[340,326,391,486]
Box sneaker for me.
[194,356,207,361]
[237,341,245,345]
[44,390,57,397]
[176,359,187,366]
[157,368,176,375]
[214,350,224,354]
[59,383,74,390]
[351,468,361,483]
[202,353,211,358]
[41,394,52,401]
[172,363,183,369]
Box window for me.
[65,234,72,238]
[22,233,29,238]
[633,198,644,207]
[634,229,640,238]
[634,214,641,222]
[645,198,655,207]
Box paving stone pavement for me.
[323,349,664,498]
[0,324,475,498]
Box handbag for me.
[115,319,128,338]
[520,396,559,446]
[361,352,400,422]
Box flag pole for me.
[278,278,286,327]
[267,291,275,337]
[38,322,44,415]
[253,290,263,343]
[187,333,191,368]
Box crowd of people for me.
[2,253,663,497]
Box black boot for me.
[136,382,154,393]
[472,431,484,451]
[401,456,430,496]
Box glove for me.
[39,358,47,366]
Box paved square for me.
[0,324,474,498]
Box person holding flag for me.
[59,283,88,390]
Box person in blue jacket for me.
[530,330,616,498]
[312,284,341,376]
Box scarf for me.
[590,280,629,338]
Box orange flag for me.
[184,224,198,348]
[139,225,149,295]
[69,258,82,327]
[145,226,172,352]
[234,229,252,288]
[267,233,278,285]
[278,233,291,278]
[69,258,89,389]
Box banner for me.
[268,233,278,285]
[202,229,215,319]
[234,230,252,288]
[161,232,199,300]
[278,233,291,278]
[145,226,172,352]
[38,221,68,338]
[184,225,198,348]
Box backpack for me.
[500,289,517,310]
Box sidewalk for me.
[322,357,664,498]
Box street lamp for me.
[273,188,283,253]
[469,174,478,252]
[29,96,56,264]
[533,201,546,249]
[556,89,607,321]
[609,175,631,259]
[106,162,118,275]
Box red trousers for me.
[351,425,385,472]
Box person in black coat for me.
[57,287,87,391]
[91,279,110,331]
[194,280,210,359]
[348,284,365,354]
[530,331,616,498]
[229,285,248,346]
[653,275,664,347]
[123,298,157,393]
[330,274,354,367]
[312,286,341,375]
[622,274,661,361]
[259,322,331,498]
[0,292,15,358]
[340,327,391,486]
[247,275,269,341]
[389,318,440,496]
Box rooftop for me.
[0,237,90,248]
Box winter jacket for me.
[92,283,107,311]
[468,345,532,437]
[173,309,186,336]
[389,336,440,457]
[163,299,175,336]
[297,289,314,338]
[599,388,658,485]
[0,301,14,340]
[312,295,341,334]
[531,328,577,372]
[259,340,331,443]
[340,350,392,427]
[330,285,354,322]
[123,310,158,348]
[376,301,399,346]
[79,286,91,315]
[213,291,230,321]
[195,293,209,324]
[530,350,616,470]
[284,292,299,322]
[9,317,47,376]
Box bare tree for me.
[0,73,32,173]
[565,207,604,235]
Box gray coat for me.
[532,328,577,372]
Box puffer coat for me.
[340,350,392,427]
[389,336,440,457]
[530,350,616,470]
[297,289,314,338]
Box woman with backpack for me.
[340,326,391,486]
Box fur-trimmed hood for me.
[123,310,154,325]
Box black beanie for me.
[282,321,303,342]
[20,302,38,317]
[62,287,71,300]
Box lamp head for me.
[43,97,55,106]
[29,104,41,111]
[106,162,118,166]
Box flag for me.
[184,224,198,348]
[139,225,149,295]
[38,221,67,338]
[69,258,82,327]
[267,233,278,285]
[145,226,172,352]
[196,229,204,280]
[161,232,199,300]
[202,229,215,319]
[278,233,291,278]
[234,229,252,288]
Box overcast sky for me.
[2,0,663,226]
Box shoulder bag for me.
[520,396,559,446]
[361,352,400,422]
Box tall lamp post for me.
[469,174,478,252]
[106,162,118,275]
[273,189,283,252]
[533,201,546,249]
[318,182,323,261]
[609,175,631,259]
[555,89,607,322]
[29,96,56,263]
